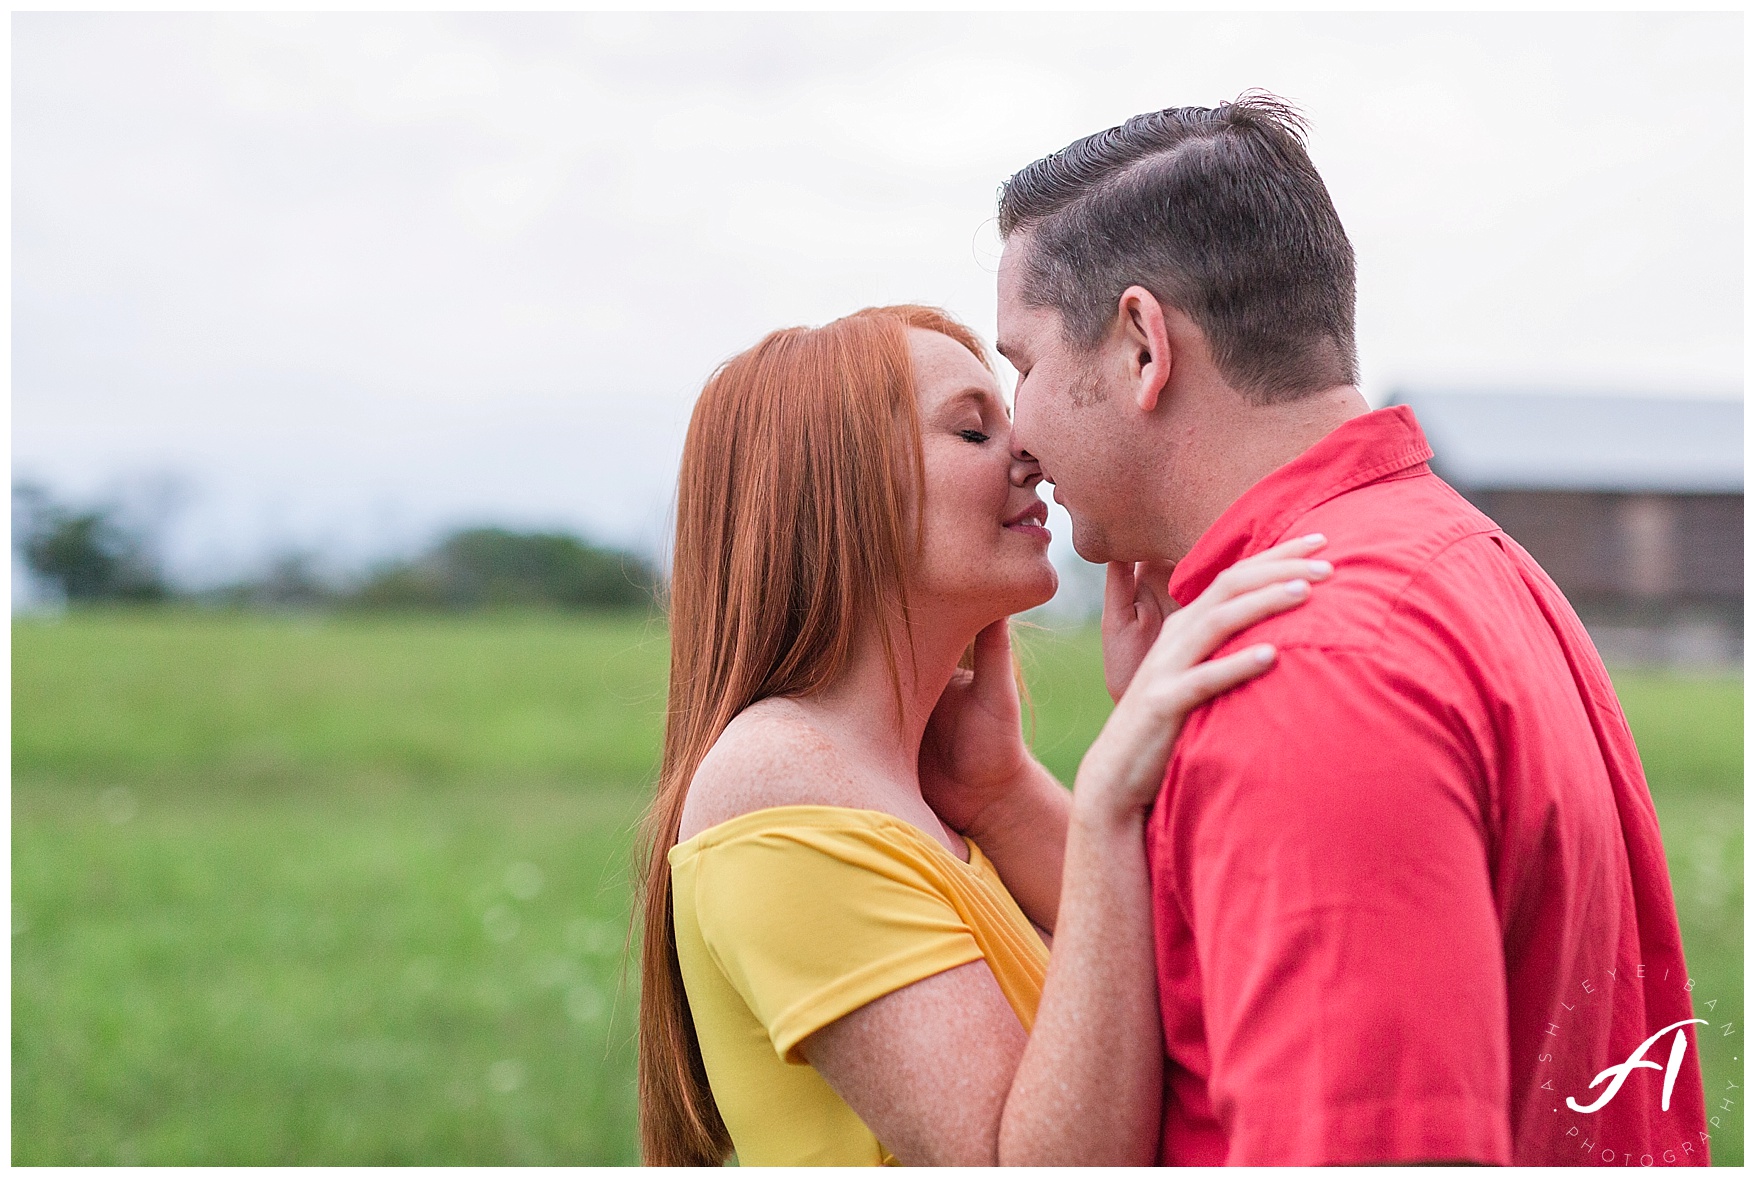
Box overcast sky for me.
[12,11,1744,590]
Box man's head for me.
[996,93,1360,563]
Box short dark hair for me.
[998,93,1359,403]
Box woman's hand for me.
[919,619,1071,932]
[1102,559,1179,702]
[997,538,1328,1166]
[1076,533,1331,818]
[918,619,1032,837]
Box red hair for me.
[636,305,991,1165]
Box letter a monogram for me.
[1566,1020,1708,1114]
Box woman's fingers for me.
[1108,537,1332,709]
[1151,577,1314,671]
[1082,541,1324,814]
[969,618,1015,701]
[1196,579,1312,649]
[1104,561,1139,623]
[1205,555,1331,603]
[1163,643,1279,712]
[1091,643,1280,807]
[1239,532,1327,566]
[1134,561,1176,616]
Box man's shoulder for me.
[1297,468,1501,587]
[1244,470,1516,653]
[1170,469,1595,778]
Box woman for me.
[636,305,1330,1165]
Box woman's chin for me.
[986,565,1059,619]
[1027,566,1060,611]
[924,561,1059,624]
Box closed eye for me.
[958,428,990,444]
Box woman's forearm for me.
[995,797,1163,1165]
[960,758,1070,933]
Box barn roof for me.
[1386,389,1744,494]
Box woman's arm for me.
[806,535,1332,1164]
[997,796,1160,1162]
[918,621,1070,932]
[798,960,1028,1165]
[796,807,1158,1166]
[947,756,1069,937]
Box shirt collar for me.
[1166,404,1435,607]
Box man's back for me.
[1146,405,1708,1165]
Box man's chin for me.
[1069,525,1115,567]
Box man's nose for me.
[1010,392,1042,466]
[1010,450,1043,488]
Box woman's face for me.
[907,327,1059,620]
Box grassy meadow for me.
[12,611,1745,1164]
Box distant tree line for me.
[346,527,657,611]
[14,482,658,612]
[13,483,170,603]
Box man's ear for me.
[1117,286,1172,412]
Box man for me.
[995,95,1709,1165]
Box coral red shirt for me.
[1146,405,1708,1166]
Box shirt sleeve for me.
[1157,645,1512,1165]
[690,829,986,1064]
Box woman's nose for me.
[1010,450,1043,488]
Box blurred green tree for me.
[353,527,656,611]
[13,482,170,603]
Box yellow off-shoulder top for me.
[669,805,1050,1166]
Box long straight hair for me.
[636,305,991,1165]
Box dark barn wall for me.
[1671,494,1745,599]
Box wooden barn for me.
[1389,390,1744,667]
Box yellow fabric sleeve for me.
[689,824,988,1063]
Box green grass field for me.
[12,611,1744,1164]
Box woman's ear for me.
[1117,286,1172,413]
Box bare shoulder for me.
[676,698,869,841]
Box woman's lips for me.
[1004,503,1051,541]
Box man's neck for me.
[1161,382,1369,562]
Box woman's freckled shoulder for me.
[678,700,862,840]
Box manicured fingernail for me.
[1301,533,1326,546]
[1307,560,1332,576]
[1253,644,1276,663]
[1284,579,1310,596]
